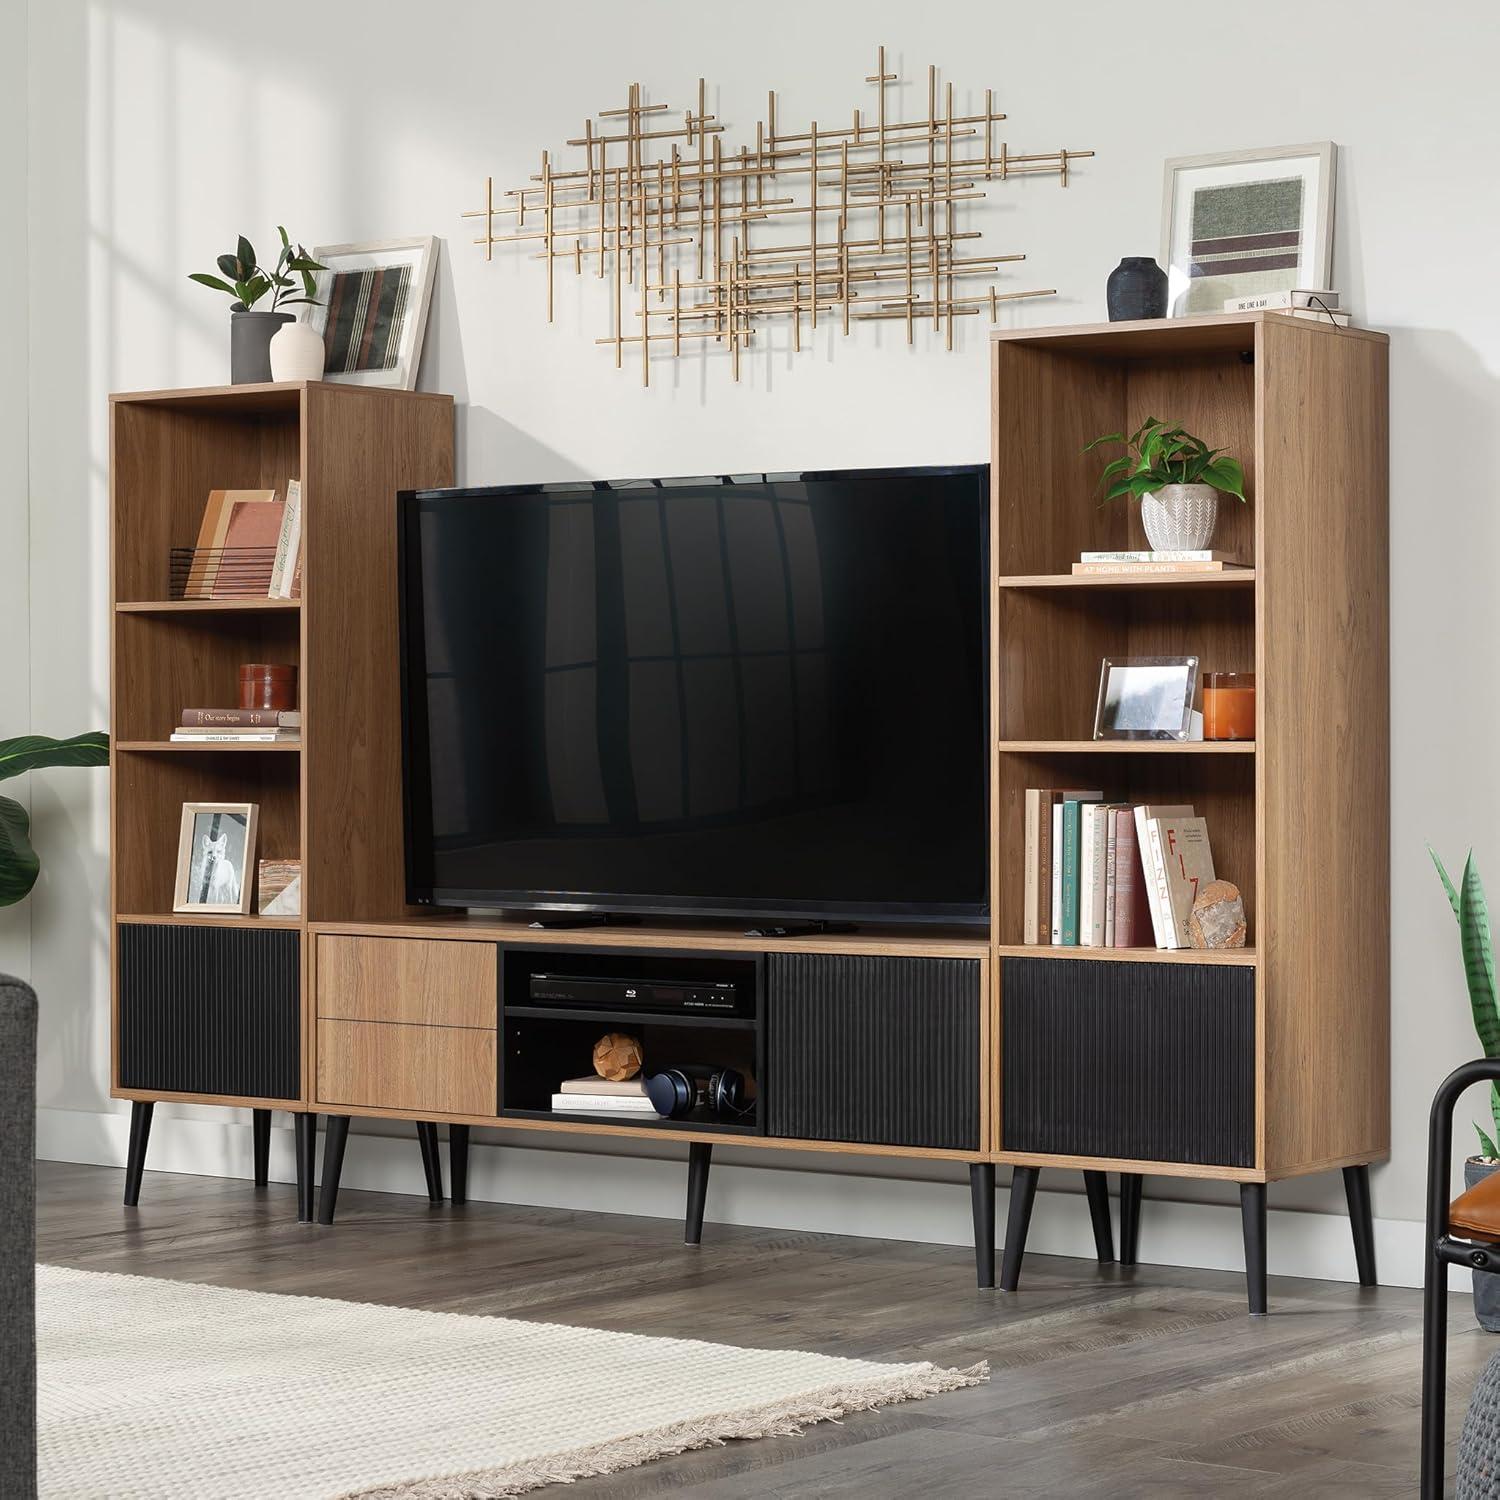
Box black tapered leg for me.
[1241,1182,1268,1315]
[999,1166,1041,1292]
[123,1100,153,1207]
[252,1109,272,1189]
[317,1115,351,1225]
[416,1121,444,1203]
[970,1163,996,1288]
[1083,1170,1114,1264]
[294,1113,317,1223]
[1343,1164,1377,1287]
[685,1142,712,1245]
[449,1125,470,1207]
[1119,1173,1143,1267]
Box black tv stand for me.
[527,913,644,931]
[742,920,859,939]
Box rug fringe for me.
[343,1361,989,1499]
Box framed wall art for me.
[173,802,259,915]
[303,236,438,389]
[1160,143,1336,317]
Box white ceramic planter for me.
[1140,483,1220,551]
[269,319,326,382]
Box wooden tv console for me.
[108,312,1390,1310]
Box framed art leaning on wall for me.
[1161,142,1336,317]
[304,236,438,389]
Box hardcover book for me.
[215,496,286,597]
[1155,814,1217,947]
[187,488,277,596]
[1111,807,1154,948]
[558,1075,648,1097]
[1134,803,1196,947]
[180,709,302,728]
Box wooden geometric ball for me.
[592,1031,644,1081]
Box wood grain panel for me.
[301,385,454,924]
[1257,320,1390,1176]
[317,1018,497,1116]
[317,935,496,1029]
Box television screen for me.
[399,466,989,924]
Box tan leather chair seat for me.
[1450,1169,1500,1243]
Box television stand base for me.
[742,920,859,939]
[527,913,644,931]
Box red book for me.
[179,708,301,728]
[1112,808,1154,947]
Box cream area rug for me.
[38,1266,986,1499]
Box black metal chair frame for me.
[1422,1057,1500,1499]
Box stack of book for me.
[1072,551,1249,576]
[1023,791,1217,951]
[186,479,303,599]
[550,1075,658,1118]
[1224,288,1352,326]
[170,708,301,744]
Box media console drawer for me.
[316,935,497,1030]
[316,1019,497,1116]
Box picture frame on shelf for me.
[302,236,438,390]
[173,802,259,915]
[1160,142,1336,318]
[1094,656,1199,741]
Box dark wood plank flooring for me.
[35,1161,1495,1496]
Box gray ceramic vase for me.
[1106,257,1168,321]
[230,310,294,385]
[1466,1158,1500,1331]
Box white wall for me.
[23,0,1500,1284]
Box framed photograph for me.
[1160,143,1336,317]
[1094,656,1199,741]
[303,236,438,390]
[173,803,259,915]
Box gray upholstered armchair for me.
[1,973,37,1498]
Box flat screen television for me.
[399,465,989,925]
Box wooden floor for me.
[35,1161,1496,1497]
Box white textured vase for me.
[1140,483,1219,551]
[269,319,326,382]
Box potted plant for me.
[189,229,326,385]
[0,733,109,907]
[1083,416,1248,551]
[1431,846,1500,1331]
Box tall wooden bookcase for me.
[987,312,1390,1308]
[109,380,454,1214]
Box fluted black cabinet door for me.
[118,924,300,1099]
[765,954,980,1150]
[1002,957,1254,1167]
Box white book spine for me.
[1142,818,1181,949]
[1078,803,1095,947]
[1050,803,1064,944]
[169,731,286,742]
[1078,550,1218,563]
[551,1093,659,1114]
[1104,812,1119,948]
[273,479,303,599]
[1023,790,1041,945]
[1087,806,1109,947]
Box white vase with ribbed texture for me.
[269,319,326,382]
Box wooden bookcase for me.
[109,380,454,1209]
[986,312,1390,1305]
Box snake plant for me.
[1431,846,1500,1156]
[0,732,109,907]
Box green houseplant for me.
[1430,845,1500,1330]
[189,228,326,386]
[0,733,109,907]
[1083,416,1248,552]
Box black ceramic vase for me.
[230,310,294,384]
[1106,257,1168,322]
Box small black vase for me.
[230,309,294,384]
[1106,257,1168,322]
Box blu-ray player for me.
[528,972,742,1015]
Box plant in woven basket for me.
[0,733,110,906]
[1431,846,1500,1157]
[1083,417,1247,505]
[189,228,326,313]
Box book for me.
[214,495,286,597]
[187,488,277,596]
[271,479,303,599]
[1072,560,1248,575]
[1111,807,1153,948]
[180,708,302,728]
[1155,814,1217,947]
[169,730,300,743]
[1077,803,1096,947]
[550,1093,658,1115]
[1224,288,1339,312]
[1079,550,1243,564]
[1134,803,1195,947]
[1059,797,1103,945]
[1023,789,1043,945]
[557,1075,647,1097]
[1103,807,1120,947]
[1050,802,1064,944]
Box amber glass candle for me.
[1204,672,1256,741]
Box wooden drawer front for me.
[1002,957,1255,1167]
[317,1019,497,1116]
[317,936,496,1029]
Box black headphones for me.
[645,1066,752,1119]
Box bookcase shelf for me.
[117,911,303,930]
[997,571,1256,591]
[997,740,1254,755]
[117,740,302,754]
[115,599,302,614]
[991,942,1256,967]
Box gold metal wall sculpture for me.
[465,49,1093,384]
